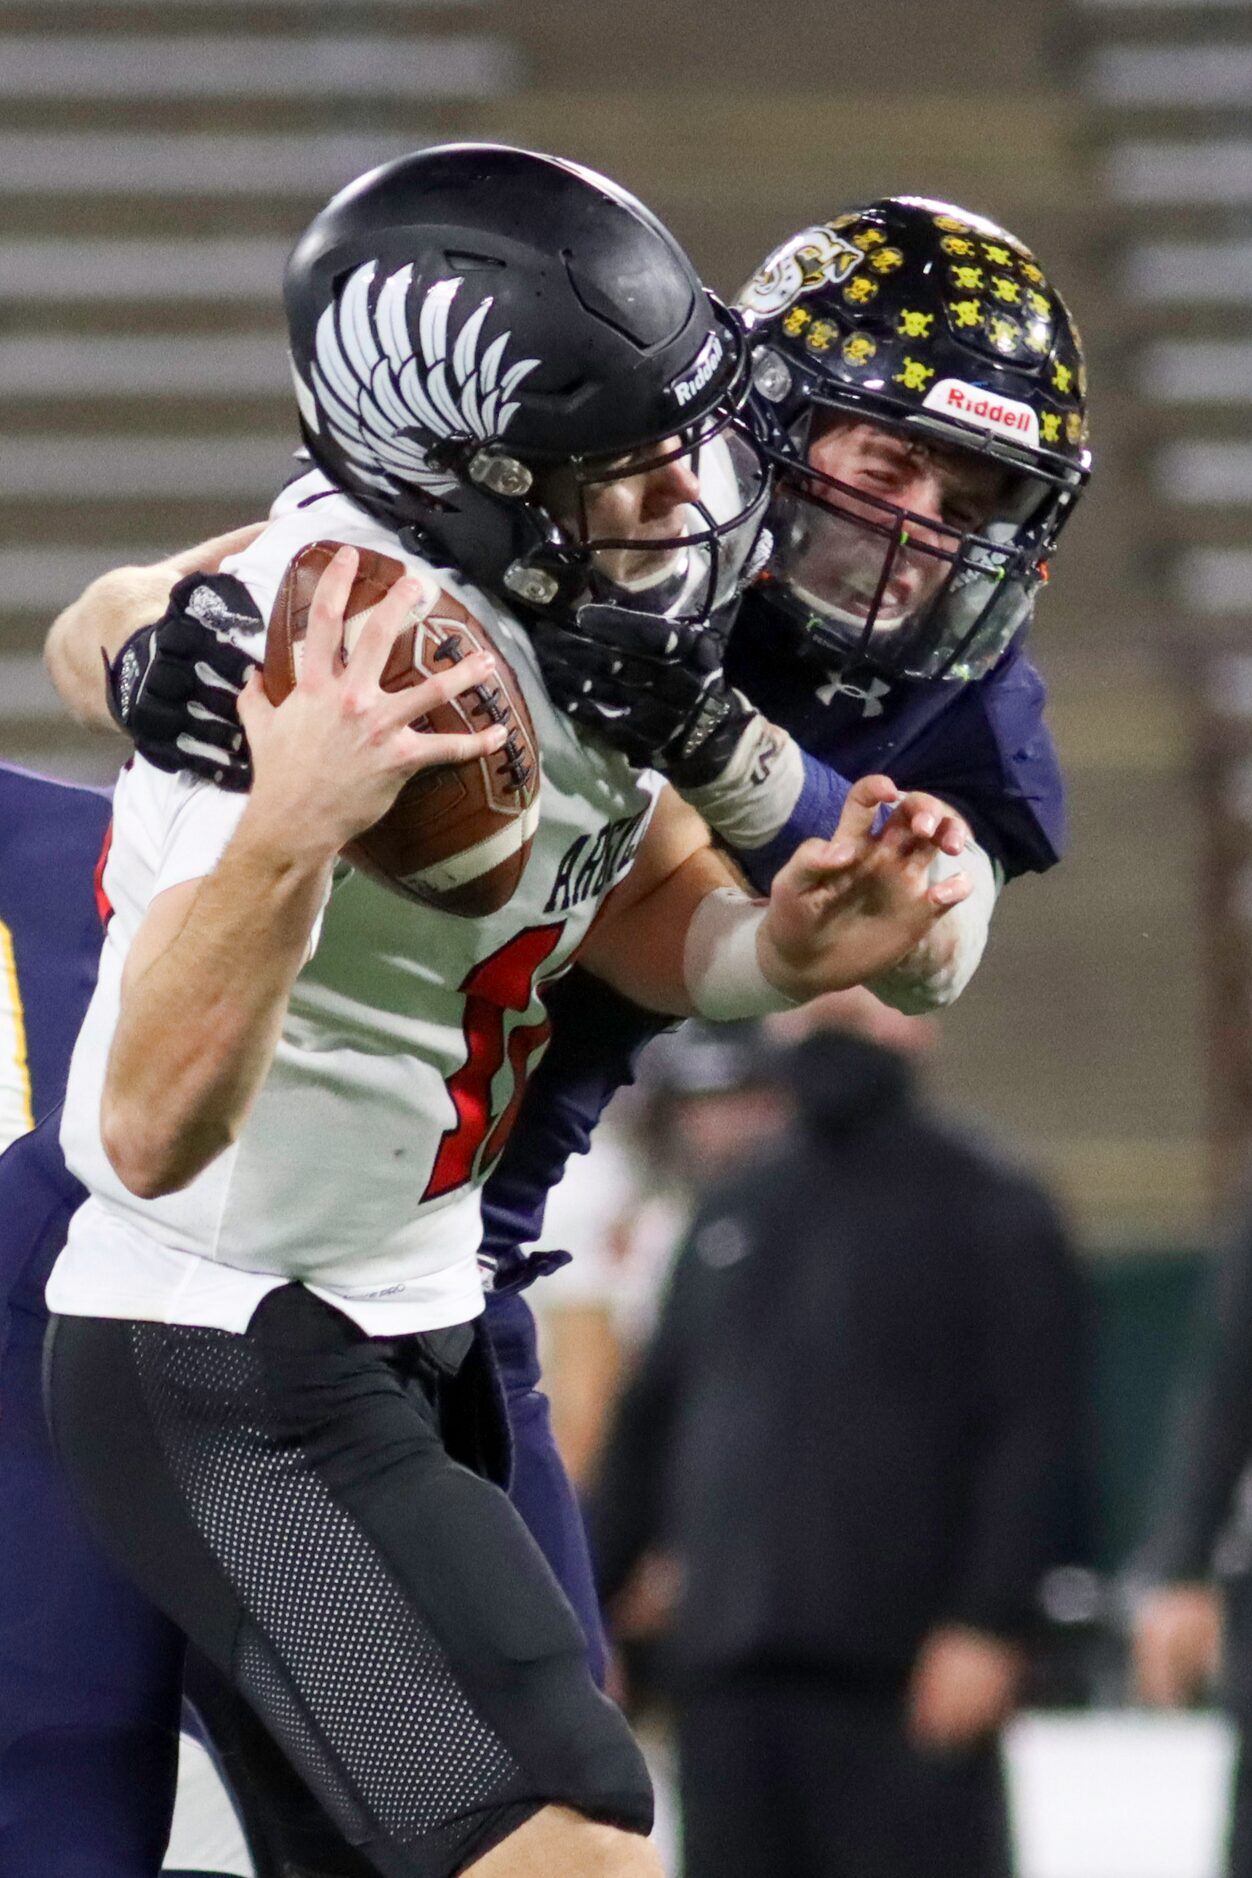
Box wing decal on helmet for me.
[300,262,540,499]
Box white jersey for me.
[50,475,661,1334]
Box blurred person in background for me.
[525,1028,790,1489]
[1132,1201,1252,1877]
[587,990,1087,1878]
[521,1111,641,1494]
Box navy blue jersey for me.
[480,597,1065,1279]
[724,592,1064,889]
[0,766,110,1147]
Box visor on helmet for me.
[569,414,771,622]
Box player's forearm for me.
[45,525,264,730]
[45,563,178,729]
[677,717,812,887]
[102,807,334,1197]
[581,845,733,1014]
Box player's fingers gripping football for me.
[338,561,437,696]
[301,544,361,686]
[243,558,508,855]
[308,557,506,773]
[381,657,512,770]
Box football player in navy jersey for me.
[480,194,1086,1429]
[0,767,110,1148]
[0,767,238,1878]
[14,194,1085,1873]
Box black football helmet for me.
[284,143,769,626]
[736,196,1091,681]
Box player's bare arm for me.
[102,548,507,1198]
[580,775,970,1016]
[44,521,264,728]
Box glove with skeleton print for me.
[105,573,260,791]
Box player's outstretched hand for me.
[237,546,510,857]
[757,774,972,1001]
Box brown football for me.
[264,540,540,916]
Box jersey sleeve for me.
[120,760,329,958]
[128,762,250,901]
[728,645,1064,891]
[728,753,856,895]
[886,648,1065,878]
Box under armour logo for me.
[816,672,891,718]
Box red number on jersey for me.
[422,922,565,1202]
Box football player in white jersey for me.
[43,147,972,1878]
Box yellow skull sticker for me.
[987,315,1020,353]
[982,243,1013,267]
[1020,261,1044,284]
[870,247,904,274]
[852,226,887,249]
[991,276,1021,305]
[934,214,970,233]
[844,276,878,305]
[941,236,975,257]
[1040,412,1062,444]
[950,265,984,292]
[1065,411,1084,446]
[842,334,877,366]
[807,319,838,352]
[1052,361,1073,394]
[897,309,934,338]
[894,357,935,393]
[950,298,982,329]
[782,305,812,335]
[1024,323,1049,355]
[1027,290,1051,318]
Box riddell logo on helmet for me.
[669,332,724,408]
[922,378,1040,449]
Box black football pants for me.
[45,1285,652,1878]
